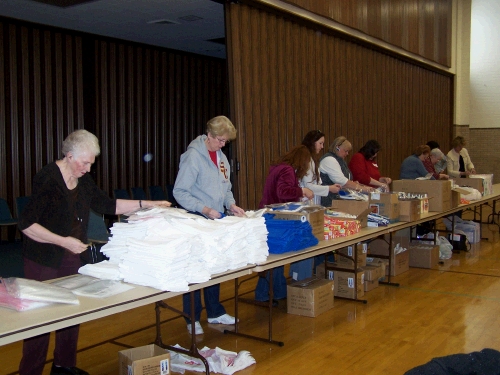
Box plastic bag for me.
[0,281,50,311]
[3,277,79,305]
[419,232,453,259]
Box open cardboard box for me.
[327,200,372,227]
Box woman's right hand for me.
[328,184,342,193]
[62,236,89,254]
[302,188,314,200]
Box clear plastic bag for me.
[0,281,50,311]
[3,277,79,305]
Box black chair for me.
[165,184,178,207]
[113,188,131,200]
[149,185,167,201]
[82,210,110,265]
[15,196,31,219]
[131,187,147,200]
[0,198,18,242]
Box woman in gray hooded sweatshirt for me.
[173,115,246,335]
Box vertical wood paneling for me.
[226,3,453,209]
[282,0,452,66]
[1,18,228,214]
[0,20,84,213]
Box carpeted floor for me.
[0,241,24,278]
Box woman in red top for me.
[349,140,392,191]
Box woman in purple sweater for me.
[255,145,314,302]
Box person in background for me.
[349,139,392,192]
[255,145,314,303]
[447,136,476,178]
[173,115,246,335]
[18,129,171,375]
[291,131,341,281]
[319,136,374,207]
[423,148,449,180]
[399,145,434,179]
[426,141,447,173]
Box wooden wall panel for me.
[226,3,453,209]
[93,39,229,196]
[280,0,452,66]
[0,20,84,213]
[1,17,229,215]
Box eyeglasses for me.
[210,134,230,144]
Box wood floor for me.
[3,212,500,375]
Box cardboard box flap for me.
[452,186,472,195]
[327,207,371,221]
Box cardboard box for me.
[369,192,400,223]
[328,200,372,228]
[409,243,440,269]
[336,243,367,269]
[455,177,485,195]
[272,205,325,241]
[470,174,493,195]
[392,180,463,212]
[420,197,429,213]
[334,269,364,299]
[364,279,379,292]
[315,261,335,280]
[287,277,334,317]
[369,229,410,276]
[362,263,385,281]
[365,257,387,278]
[119,344,170,375]
[399,199,421,222]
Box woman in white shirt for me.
[447,136,476,178]
[319,136,374,207]
[289,130,341,281]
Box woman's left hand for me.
[380,177,392,185]
[229,204,247,217]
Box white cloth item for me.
[78,261,122,281]
[167,344,256,375]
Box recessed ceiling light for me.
[147,19,178,25]
[178,15,203,22]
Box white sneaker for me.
[207,313,237,325]
[187,321,204,335]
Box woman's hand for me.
[143,200,171,208]
[202,206,222,219]
[380,177,392,185]
[328,184,342,193]
[229,204,247,217]
[469,168,476,175]
[302,188,314,200]
[439,174,449,180]
[61,236,88,254]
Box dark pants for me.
[183,284,227,324]
[19,253,81,375]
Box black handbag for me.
[80,243,109,265]
[447,233,468,251]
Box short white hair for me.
[62,129,100,158]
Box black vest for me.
[319,152,352,207]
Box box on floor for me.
[336,243,368,269]
[334,269,364,299]
[368,229,410,276]
[287,277,334,317]
[119,344,170,375]
[409,243,440,269]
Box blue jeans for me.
[254,266,287,301]
[289,258,314,281]
[183,284,227,324]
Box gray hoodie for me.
[173,135,236,214]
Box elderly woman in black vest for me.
[319,136,374,207]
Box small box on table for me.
[287,277,334,317]
[470,174,493,195]
[119,344,170,375]
[327,200,372,228]
[369,192,400,223]
[272,205,325,241]
[399,199,421,222]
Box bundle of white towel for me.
[80,208,268,292]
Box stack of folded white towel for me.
[80,208,268,292]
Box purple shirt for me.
[259,163,303,208]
